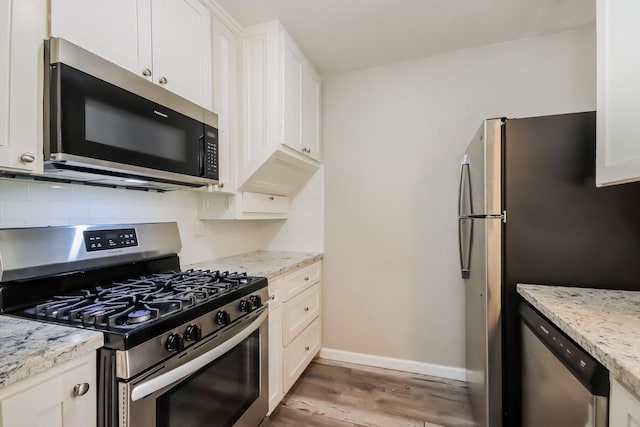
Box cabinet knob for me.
[302,147,311,154]
[73,383,90,397]
[270,295,275,301]
[304,346,310,351]
[269,196,275,200]
[304,276,309,281]
[304,306,309,312]
[218,183,224,189]
[142,68,152,77]
[20,153,36,163]
[159,77,168,85]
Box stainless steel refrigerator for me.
[457,111,640,427]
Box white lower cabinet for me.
[0,352,97,427]
[268,261,322,414]
[283,317,321,392]
[610,378,640,426]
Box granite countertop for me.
[0,316,103,390]
[518,284,640,398]
[185,250,323,279]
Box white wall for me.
[0,178,268,266]
[322,28,596,371]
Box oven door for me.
[121,308,268,427]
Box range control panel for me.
[84,228,138,252]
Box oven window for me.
[157,330,260,427]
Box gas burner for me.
[127,309,152,324]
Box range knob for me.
[216,310,231,325]
[185,324,202,342]
[239,299,253,313]
[249,295,262,308]
[166,333,184,352]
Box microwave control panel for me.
[84,228,138,252]
[204,127,218,180]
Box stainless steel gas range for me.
[0,222,269,427]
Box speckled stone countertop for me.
[518,284,640,397]
[185,251,323,279]
[0,316,103,390]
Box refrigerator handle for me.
[458,218,472,279]
[458,154,471,217]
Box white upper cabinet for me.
[238,20,321,196]
[596,0,640,186]
[302,63,321,162]
[50,0,213,110]
[210,13,239,193]
[0,0,47,173]
[281,30,321,162]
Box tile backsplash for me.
[0,178,266,265]
[0,171,324,265]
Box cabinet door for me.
[283,317,321,393]
[0,0,46,173]
[281,30,303,154]
[212,15,237,191]
[0,354,96,427]
[610,379,640,426]
[50,0,153,79]
[302,64,321,161]
[268,304,284,414]
[151,0,213,110]
[596,0,640,186]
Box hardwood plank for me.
[270,359,477,427]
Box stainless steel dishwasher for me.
[520,303,609,427]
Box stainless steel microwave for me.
[43,38,218,191]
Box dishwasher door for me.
[520,303,609,427]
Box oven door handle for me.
[130,309,267,401]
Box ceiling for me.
[216,0,596,75]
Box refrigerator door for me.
[462,119,503,427]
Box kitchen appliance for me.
[458,111,640,426]
[520,303,608,427]
[0,222,269,427]
[44,37,219,191]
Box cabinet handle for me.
[304,276,309,281]
[20,153,35,163]
[269,196,275,201]
[304,346,310,351]
[142,68,152,77]
[73,383,90,397]
[159,76,168,85]
[270,295,275,301]
[304,306,309,312]
[219,183,224,189]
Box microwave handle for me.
[130,309,267,401]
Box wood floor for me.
[269,359,477,427]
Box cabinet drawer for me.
[281,261,321,302]
[283,317,321,392]
[242,192,289,213]
[283,283,320,346]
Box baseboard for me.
[319,347,466,382]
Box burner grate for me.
[28,269,252,331]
